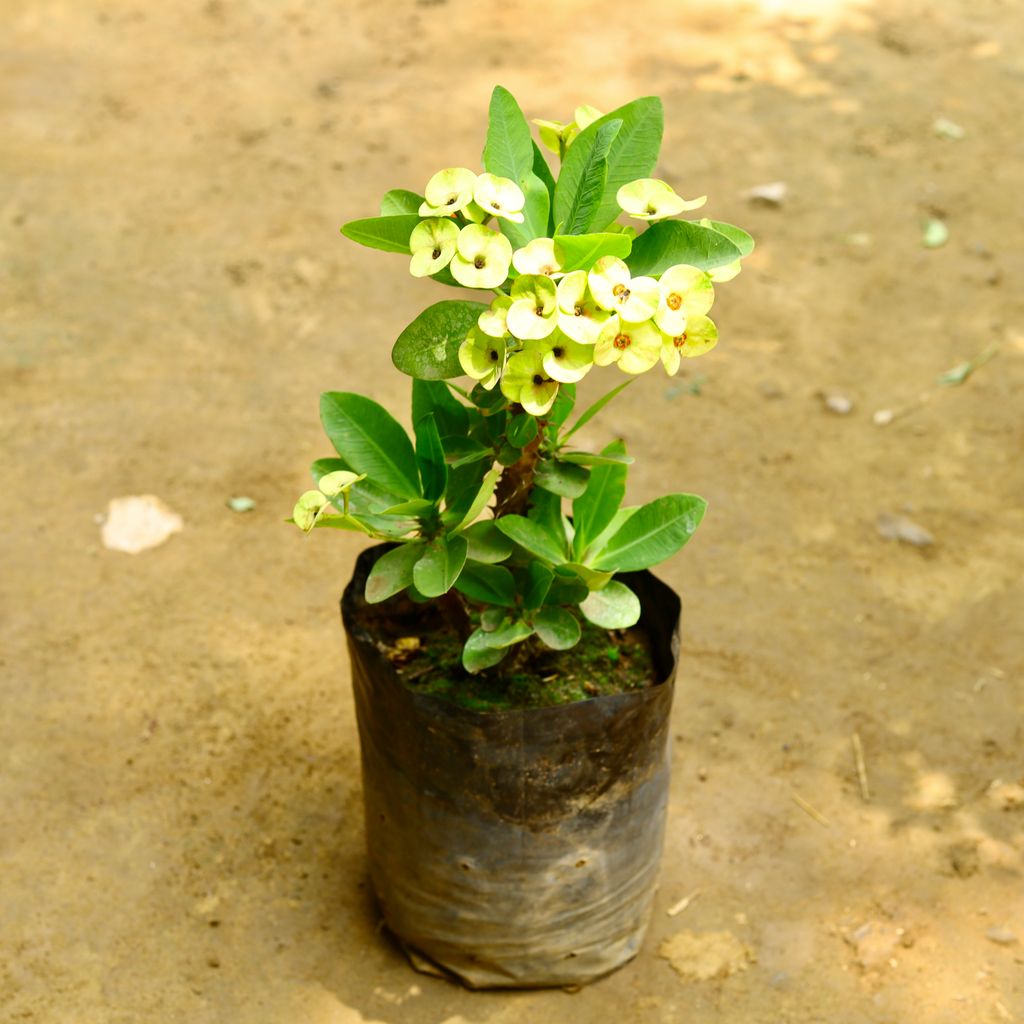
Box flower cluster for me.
[409,168,525,287]
[458,242,718,414]
[393,117,743,418]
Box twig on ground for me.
[852,732,871,802]
[792,793,830,827]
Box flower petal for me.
[513,237,563,277]
[423,167,477,214]
[474,173,526,223]
[587,256,631,311]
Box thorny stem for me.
[493,434,542,518]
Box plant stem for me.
[493,434,541,518]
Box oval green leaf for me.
[592,493,707,571]
[532,606,581,651]
[392,300,489,381]
[626,221,741,277]
[579,580,641,629]
[319,393,421,499]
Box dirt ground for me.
[3,0,1023,1020]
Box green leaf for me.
[698,218,755,257]
[547,382,576,428]
[559,450,633,466]
[532,607,581,651]
[482,85,550,247]
[507,413,538,448]
[449,466,501,531]
[495,515,567,564]
[579,580,641,628]
[379,498,435,515]
[412,534,468,597]
[340,214,420,255]
[593,493,707,571]
[527,487,566,541]
[523,562,553,609]
[554,97,663,233]
[532,141,557,211]
[626,221,741,277]
[455,561,516,606]
[462,519,514,563]
[497,443,521,465]
[392,300,489,381]
[463,629,509,673]
[534,458,590,499]
[380,189,424,217]
[553,232,632,273]
[442,436,492,468]
[585,506,637,554]
[414,413,447,502]
[559,561,614,590]
[443,459,490,524]
[365,543,424,603]
[412,379,470,438]
[562,379,634,442]
[479,619,534,649]
[544,574,589,606]
[560,119,621,235]
[320,393,421,499]
[573,439,628,554]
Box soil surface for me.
[3,0,1023,1021]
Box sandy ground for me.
[3,0,1023,1020]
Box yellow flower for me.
[478,295,512,338]
[593,318,662,375]
[527,331,595,384]
[532,105,603,155]
[616,178,706,221]
[408,218,459,278]
[506,274,558,340]
[654,264,714,336]
[660,315,719,376]
[473,173,526,224]
[293,490,328,533]
[459,326,506,390]
[555,270,611,345]
[500,348,559,415]
[418,167,478,217]
[588,256,659,323]
[449,224,513,288]
[512,237,564,277]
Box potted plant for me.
[291,87,752,989]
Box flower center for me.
[673,333,687,348]
[613,333,631,350]
[489,349,499,361]
[666,292,682,310]
[612,283,629,300]
[552,347,564,358]
[445,196,457,206]
[646,204,658,216]
[532,374,544,385]
[431,247,441,259]
[574,304,584,316]
[535,305,545,317]
[492,200,501,210]
[474,256,486,269]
